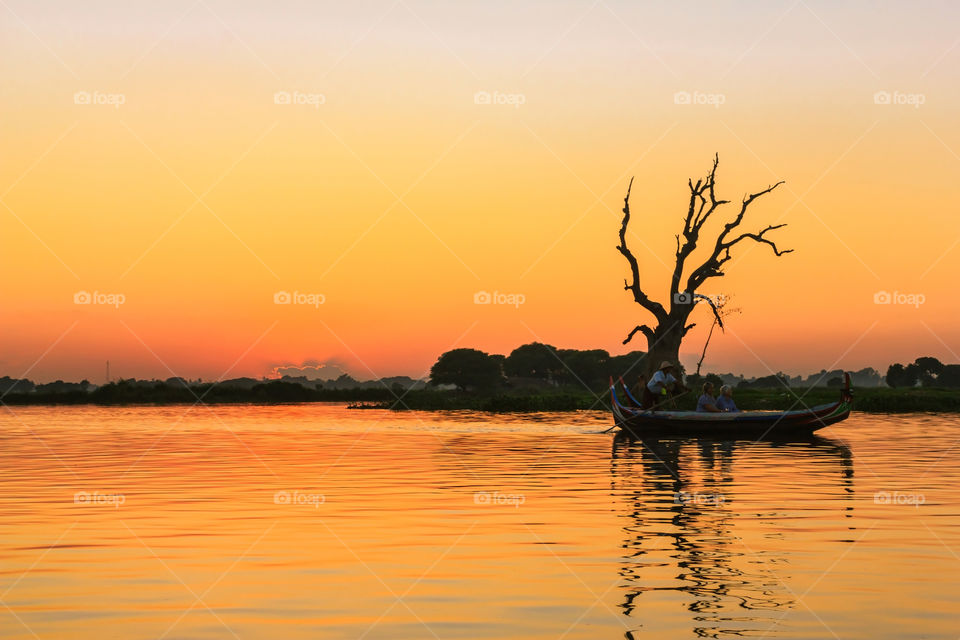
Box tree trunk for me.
[643,318,686,379]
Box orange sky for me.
[2,1,959,382]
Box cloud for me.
[270,360,351,381]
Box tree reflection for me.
[611,434,854,638]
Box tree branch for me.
[671,154,730,302]
[618,177,668,322]
[723,223,793,256]
[686,179,788,292]
[623,324,655,345]
[692,293,725,330]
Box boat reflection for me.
[611,434,854,639]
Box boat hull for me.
[610,374,853,439]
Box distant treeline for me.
[0,345,954,408]
[362,386,960,413]
[0,373,425,397]
[426,343,885,393]
[0,379,397,405]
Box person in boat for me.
[642,361,682,409]
[716,385,739,413]
[696,382,722,412]
[630,374,647,407]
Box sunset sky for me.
[2,0,959,383]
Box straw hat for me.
[658,360,673,370]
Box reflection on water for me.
[611,435,854,638]
[0,405,958,639]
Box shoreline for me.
[4,386,960,413]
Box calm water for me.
[0,405,958,639]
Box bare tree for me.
[617,155,791,378]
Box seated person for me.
[716,385,739,412]
[696,382,722,413]
[629,374,647,407]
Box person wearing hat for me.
[642,360,681,410]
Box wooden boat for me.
[610,373,853,438]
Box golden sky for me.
[2,1,959,382]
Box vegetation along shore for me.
[2,349,958,413]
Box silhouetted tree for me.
[555,349,609,389]
[490,354,506,376]
[938,365,960,388]
[915,357,944,375]
[504,343,559,380]
[914,356,944,386]
[850,367,882,387]
[885,363,916,388]
[885,359,951,388]
[607,350,647,380]
[430,348,504,391]
[617,155,790,377]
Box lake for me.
[0,405,957,639]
